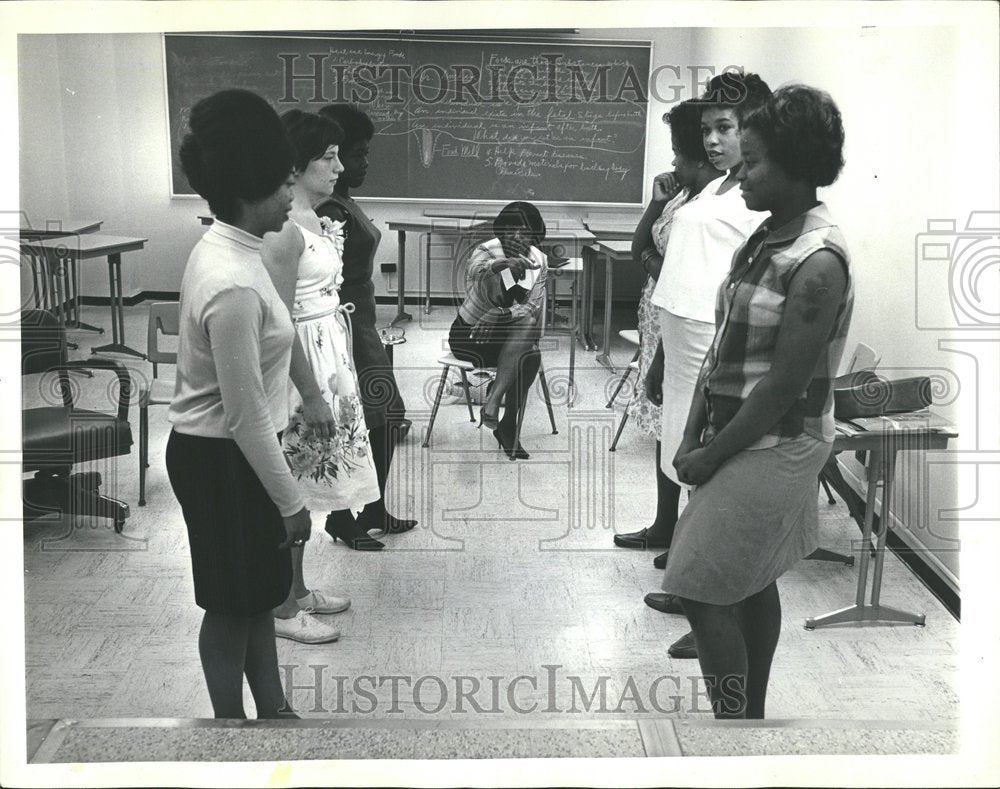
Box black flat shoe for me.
[668,630,697,660]
[325,513,385,551]
[643,592,685,615]
[653,550,669,570]
[613,527,669,549]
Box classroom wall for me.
[18,29,695,305]
[20,26,996,590]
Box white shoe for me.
[274,610,341,644]
[296,590,351,614]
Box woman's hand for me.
[279,506,312,550]
[673,446,720,487]
[301,393,335,440]
[652,171,681,203]
[504,255,540,282]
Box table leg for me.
[390,230,412,327]
[595,251,616,372]
[580,246,597,351]
[424,232,433,315]
[91,254,146,359]
[65,258,104,334]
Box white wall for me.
[20,26,997,587]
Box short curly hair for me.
[494,201,546,246]
[698,70,772,119]
[319,104,375,151]
[664,100,709,164]
[179,89,294,222]
[280,109,344,173]
[740,84,846,187]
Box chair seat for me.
[628,360,639,370]
[619,329,640,346]
[139,377,175,407]
[437,353,476,371]
[23,407,133,468]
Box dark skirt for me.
[448,314,520,369]
[166,430,292,616]
[351,322,406,429]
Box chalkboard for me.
[164,33,650,204]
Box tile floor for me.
[22,302,960,741]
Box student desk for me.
[384,218,594,328]
[19,219,103,336]
[581,238,634,373]
[21,234,149,360]
[805,419,958,630]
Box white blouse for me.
[649,174,768,323]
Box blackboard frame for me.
[162,31,652,206]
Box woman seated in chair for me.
[448,201,548,460]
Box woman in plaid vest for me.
[661,85,853,718]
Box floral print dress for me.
[626,189,689,439]
[281,217,380,512]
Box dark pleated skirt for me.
[166,430,292,616]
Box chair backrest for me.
[843,342,880,374]
[21,309,68,375]
[147,301,179,373]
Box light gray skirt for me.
[661,433,832,605]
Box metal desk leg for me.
[595,250,616,373]
[580,246,597,351]
[805,446,925,629]
[869,451,926,625]
[91,253,146,359]
[425,232,432,315]
[66,258,104,334]
[390,230,413,327]
[42,250,77,350]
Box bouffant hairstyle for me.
[740,85,846,187]
[664,100,710,163]
[280,109,344,173]
[318,104,375,151]
[179,89,294,222]
[494,201,546,247]
[698,70,772,119]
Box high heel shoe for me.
[479,406,499,431]
[493,426,529,460]
[325,512,385,551]
[356,504,417,535]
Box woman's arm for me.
[631,172,681,278]
[261,222,335,439]
[207,287,307,518]
[674,250,848,485]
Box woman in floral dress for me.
[263,109,381,644]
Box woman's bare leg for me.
[244,611,298,719]
[483,319,538,418]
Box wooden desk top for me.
[583,221,638,241]
[387,218,594,242]
[21,233,148,259]
[832,419,957,452]
[19,219,103,238]
[588,238,633,257]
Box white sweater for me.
[168,221,305,517]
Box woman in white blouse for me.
[168,89,309,719]
[642,72,772,660]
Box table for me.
[21,234,149,360]
[804,421,957,630]
[384,218,594,327]
[19,219,103,333]
[582,238,633,373]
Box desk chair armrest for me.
[60,357,132,422]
